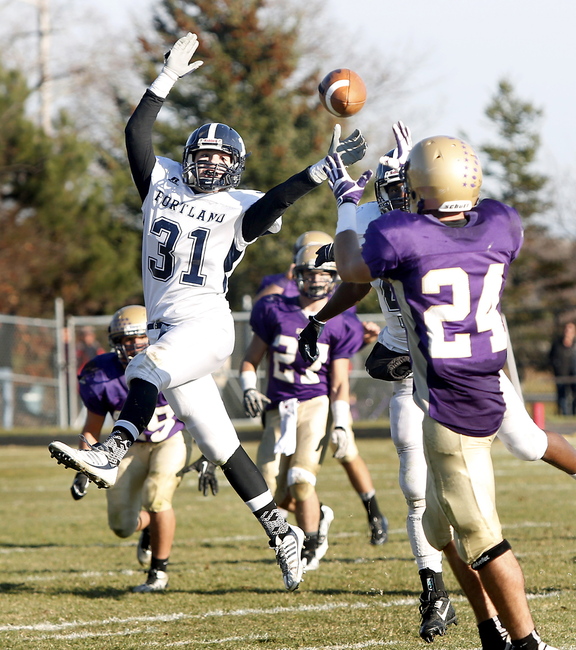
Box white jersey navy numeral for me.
[422,264,507,359]
[148,217,209,286]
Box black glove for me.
[243,388,271,418]
[180,455,219,496]
[70,472,90,500]
[298,315,325,363]
[315,243,335,267]
[365,342,412,381]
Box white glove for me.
[379,120,412,170]
[331,426,350,460]
[163,32,204,80]
[243,389,271,418]
[308,124,367,184]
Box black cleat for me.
[419,592,457,643]
[369,514,388,545]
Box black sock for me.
[478,616,509,650]
[360,492,383,520]
[151,557,168,573]
[221,446,289,540]
[512,630,542,650]
[304,532,319,551]
[115,378,159,437]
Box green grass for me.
[0,439,575,649]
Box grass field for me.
[1,438,575,650]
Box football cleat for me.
[304,504,335,570]
[419,593,457,643]
[270,525,305,591]
[137,526,152,567]
[132,568,169,593]
[48,440,119,489]
[369,514,388,545]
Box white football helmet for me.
[108,305,148,364]
[405,136,482,213]
[294,244,338,299]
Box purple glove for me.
[324,153,373,207]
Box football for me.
[318,68,367,118]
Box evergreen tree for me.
[0,62,142,317]
[480,79,576,370]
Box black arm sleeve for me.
[241,170,319,242]
[125,90,165,202]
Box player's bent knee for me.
[287,466,316,502]
[109,517,138,539]
[289,481,315,502]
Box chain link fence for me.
[0,301,397,431]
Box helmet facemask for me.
[374,150,408,212]
[294,244,338,300]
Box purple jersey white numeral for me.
[250,294,364,407]
[361,198,523,437]
[78,353,185,443]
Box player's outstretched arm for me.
[125,33,204,201]
[70,410,105,500]
[241,126,367,243]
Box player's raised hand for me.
[298,315,325,363]
[308,125,367,184]
[324,152,373,207]
[163,32,204,79]
[243,388,271,418]
[329,125,367,167]
[379,121,412,170]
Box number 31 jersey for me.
[141,157,281,324]
[361,198,524,437]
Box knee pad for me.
[287,466,316,502]
[471,539,512,570]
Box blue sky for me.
[89,0,575,178]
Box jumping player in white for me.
[48,32,367,592]
[323,133,559,649]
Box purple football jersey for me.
[361,199,523,437]
[250,294,364,407]
[78,353,185,443]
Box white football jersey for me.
[141,156,281,324]
[356,201,408,354]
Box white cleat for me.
[48,440,119,489]
[270,525,305,591]
[132,569,169,593]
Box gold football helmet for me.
[108,305,148,364]
[292,231,334,259]
[294,244,338,299]
[405,136,482,213]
